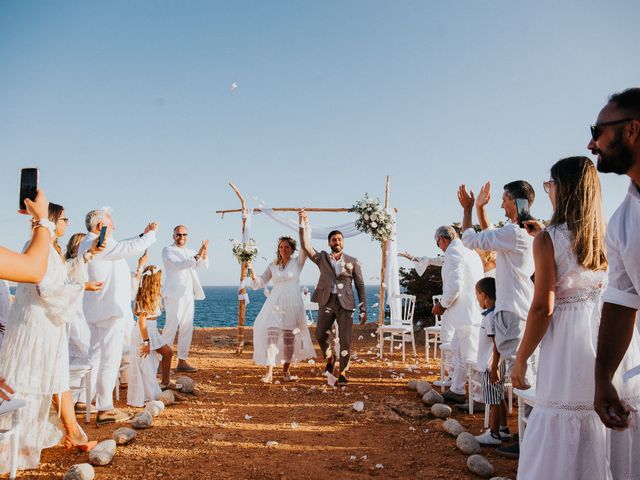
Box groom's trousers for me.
[316,293,353,373]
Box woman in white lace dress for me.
[0,204,100,473]
[512,157,610,479]
[248,236,316,383]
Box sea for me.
[156,285,383,329]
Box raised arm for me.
[100,225,157,261]
[475,181,492,230]
[298,210,319,264]
[511,231,556,389]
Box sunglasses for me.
[58,217,69,223]
[175,233,188,237]
[590,118,634,141]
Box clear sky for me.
[1,0,639,286]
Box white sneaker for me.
[474,429,502,446]
[433,378,452,387]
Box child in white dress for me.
[127,266,177,408]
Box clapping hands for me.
[476,181,491,208]
[198,240,209,259]
[143,222,158,234]
[457,185,475,210]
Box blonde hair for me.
[275,236,297,266]
[65,233,86,260]
[134,266,163,316]
[549,156,607,271]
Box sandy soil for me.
[8,326,520,479]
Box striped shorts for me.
[481,362,506,405]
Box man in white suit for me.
[79,208,157,425]
[161,225,209,372]
[431,225,484,404]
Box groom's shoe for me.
[338,374,349,385]
[325,358,335,376]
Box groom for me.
[299,210,367,385]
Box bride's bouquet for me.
[350,194,395,243]
[230,238,259,264]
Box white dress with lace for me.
[518,225,610,479]
[251,251,316,366]
[65,255,91,364]
[0,245,84,473]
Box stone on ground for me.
[175,376,195,393]
[421,390,444,406]
[467,454,495,478]
[442,418,465,437]
[63,463,95,480]
[431,403,452,419]
[112,427,136,445]
[88,440,117,466]
[456,432,481,455]
[407,379,418,391]
[145,400,165,417]
[158,389,175,406]
[132,411,153,429]
[416,380,432,396]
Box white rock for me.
[416,380,432,396]
[88,440,116,466]
[442,418,465,437]
[421,390,444,406]
[456,432,481,455]
[431,403,452,419]
[489,477,512,480]
[266,441,279,447]
[144,400,165,417]
[64,463,95,480]
[131,411,153,429]
[467,454,495,478]
[175,376,195,393]
[158,389,175,406]
[352,401,365,412]
[407,380,418,391]
[112,427,136,445]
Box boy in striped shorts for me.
[474,277,511,446]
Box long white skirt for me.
[127,320,164,407]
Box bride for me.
[248,236,315,383]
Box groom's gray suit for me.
[299,226,367,374]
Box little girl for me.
[127,265,178,408]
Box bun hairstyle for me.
[134,266,163,316]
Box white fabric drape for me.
[384,210,401,320]
[259,208,361,239]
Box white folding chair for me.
[115,345,130,401]
[439,342,452,392]
[514,387,535,440]
[378,294,417,362]
[424,295,442,361]
[69,363,93,424]
[301,289,318,325]
[0,397,26,480]
[468,361,514,428]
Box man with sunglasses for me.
[161,225,209,373]
[590,88,640,478]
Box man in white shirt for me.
[161,225,209,372]
[431,226,484,404]
[591,88,640,477]
[79,208,157,425]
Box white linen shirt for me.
[439,238,484,329]
[462,223,534,320]
[79,231,156,328]
[329,253,344,294]
[161,244,209,300]
[603,181,640,310]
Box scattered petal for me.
[341,350,349,357]
[308,359,316,365]
[358,335,364,341]
[350,455,357,461]
[266,441,279,447]
[292,328,301,335]
[337,283,344,289]
[352,401,365,412]
[290,421,299,429]
[244,414,253,420]
[375,464,384,469]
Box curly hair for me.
[134,266,163,317]
[275,236,297,266]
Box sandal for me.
[159,382,183,391]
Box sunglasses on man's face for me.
[590,118,634,142]
[175,233,188,238]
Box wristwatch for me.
[142,339,150,345]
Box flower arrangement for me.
[230,238,259,264]
[350,194,395,243]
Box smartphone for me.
[97,226,107,248]
[515,198,530,228]
[19,168,39,212]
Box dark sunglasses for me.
[590,118,634,141]
[175,233,188,237]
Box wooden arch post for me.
[377,176,390,325]
[229,182,249,354]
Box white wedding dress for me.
[0,245,84,473]
[251,250,316,366]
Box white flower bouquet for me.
[350,194,395,243]
[230,238,259,264]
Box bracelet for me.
[32,219,56,237]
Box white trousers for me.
[450,325,479,396]
[162,296,194,360]
[88,323,124,411]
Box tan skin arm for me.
[511,231,556,389]
[137,313,151,357]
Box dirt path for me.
[12,326,519,479]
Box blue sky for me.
[1,1,639,285]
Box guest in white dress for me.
[128,265,176,407]
[512,157,610,479]
[0,203,100,474]
[248,236,316,383]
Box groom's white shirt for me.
[79,231,157,327]
[162,243,208,300]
